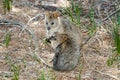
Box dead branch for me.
[102,8,120,22]
[0,71,13,77]
[27,13,44,25]
[0,19,53,68]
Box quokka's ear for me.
[45,11,60,19]
[53,11,60,18]
[45,11,51,16]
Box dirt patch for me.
[0,0,120,80]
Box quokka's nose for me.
[47,27,51,30]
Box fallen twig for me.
[27,53,53,68]
[0,71,13,77]
[27,13,44,25]
[0,19,52,68]
[102,8,120,22]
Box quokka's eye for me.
[51,22,54,25]
[46,22,48,25]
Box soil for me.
[0,0,120,80]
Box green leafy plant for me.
[37,70,46,80]
[61,0,82,26]
[3,32,11,47]
[113,27,120,55]
[3,0,12,13]
[76,72,81,80]
[117,10,120,26]
[48,70,56,80]
[11,64,20,80]
[61,1,97,35]
[107,12,120,66]
[107,56,114,66]
[87,6,97,35]
[5,55,20,80]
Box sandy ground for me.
[0,0,120,80]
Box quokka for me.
[44,11,82,71]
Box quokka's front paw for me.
[53,52,60,65]
[45,38,51,43]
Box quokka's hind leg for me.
[53,44,62,66]
[52,42,80,71]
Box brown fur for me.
[44,11,82,71]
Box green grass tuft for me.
[3,32,11,47]
[3,0,12,14]
[37,70,46,80]
[107,11,120,66]
[5,54,20,80]
[61,0,82,27]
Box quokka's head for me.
[44,11,60,31]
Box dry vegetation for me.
[0,0,120,80]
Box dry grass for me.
[0,0,120,80]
